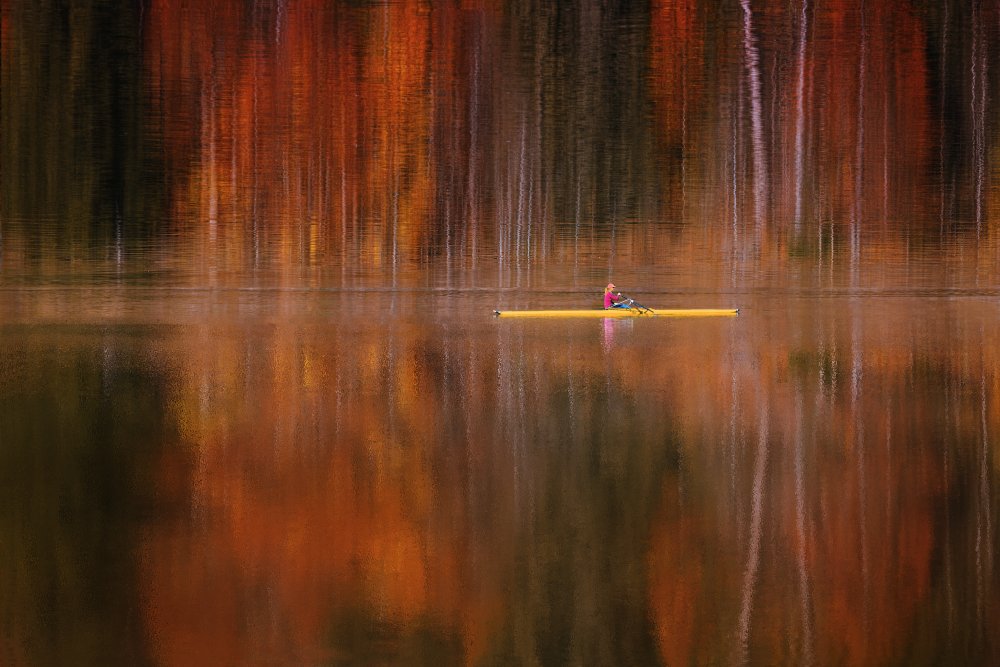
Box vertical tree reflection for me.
[644,299,997,666]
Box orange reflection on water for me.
[122,294,997,665]
[141,318,513,665]
[645,299,997,666]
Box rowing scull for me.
[493,308,739,319]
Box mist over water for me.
[2,1,999,665]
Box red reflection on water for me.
[140,320,515,664]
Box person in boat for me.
[604,283,627,309]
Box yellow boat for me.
[493,308,739,319]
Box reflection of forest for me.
[1,300,974,664]
[0,298,997,663]
[142,314,678,663]
[648,301,1000,665]
[0,328,171,665]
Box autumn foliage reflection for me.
[111,295,999,664]
[645,301,999,666]
[142,317,515,664]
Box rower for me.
[604,283,627,309]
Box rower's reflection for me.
[602,317,633,352]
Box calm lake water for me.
[2,1,999,665]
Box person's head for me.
[605,282,615,293]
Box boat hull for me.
[493,308,739,319]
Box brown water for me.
[2,1,999,665]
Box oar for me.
[618,294,653,314]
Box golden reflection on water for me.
[4,290,993,664]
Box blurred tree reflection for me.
[0,327,170,665]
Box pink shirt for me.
[604,291,618,309]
